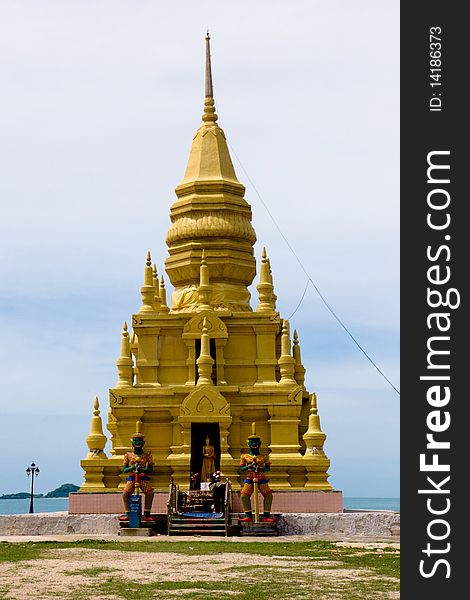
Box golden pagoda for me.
[78,35,338,509]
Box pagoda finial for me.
[85,396,108,459]
[303,392,327,457]
[256,247,275,312]
[203,33,217,123]
[278,319,296,385]
[160,275,170,313]
[116,321,134,388]
[197,249,212,311]
[152,264,162,311]
[266,258,277,309]
[293,329,306,387]
[196,316,214,385]
[205,31,213,98]
[139,251,155,314]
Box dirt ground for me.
[0,545,400,600]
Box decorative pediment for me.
[182,311,228,339]
[288,387,304,403]
[179,385,231,424]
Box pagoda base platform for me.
[69,490,343,515]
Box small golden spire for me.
[85,397,108,459]
[196,316,214,385]
[278,319,296,385]
[145,251,153,284]
[152,263,158,288]
[139,251,155,314]
[261,247,269,280]
[116,321,134,388]
[197,249,212,310]
[200,249,209,285]
[303,393,327,456]
[256,247,275,312]
[267,258,277,309]
[203,32,218,124]
[152,264,162,311]
[205,32,213,98]
[160,274,170,313]
[293,329,306,387]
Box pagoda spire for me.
[138,251,155,314]
[267,258,277,309]
[203,32,217,124]
[160,275,169,313]
[85,397,108,459]
[196,317,214,385]
[165,33,256,312]
[197,249,212,311]
[152,264,162,311]
[303,393,327,455]
[256,247,275,312]
[293,329,306,387]
[278,319,296,385]
[116,321,134,388]
[205,31,213,97]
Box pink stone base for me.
[69,490,343,515]
[232,490,343,513]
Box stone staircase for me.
[168,514,227,536]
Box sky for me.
[0,1,399,498]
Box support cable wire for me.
[223,134,400,396]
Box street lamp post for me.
[26,462,40,514]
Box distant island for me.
[0,483,79,500]
[0,492,43,500]
[44,483,80,498]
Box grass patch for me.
[0,541,50,562]
[64,566,117,577]
[337,550,399,579]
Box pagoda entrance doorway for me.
[190,422,221,490]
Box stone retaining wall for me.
[0,511,399,538]
[278,512,400,537]
[0,513,117,536]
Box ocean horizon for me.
[0,496,400,515]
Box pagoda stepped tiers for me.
[73,35,342,515]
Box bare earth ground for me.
[0,539,400,600]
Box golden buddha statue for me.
[201,435,216,482]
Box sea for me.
[0,496,400,515]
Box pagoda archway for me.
[179,385,233,486]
